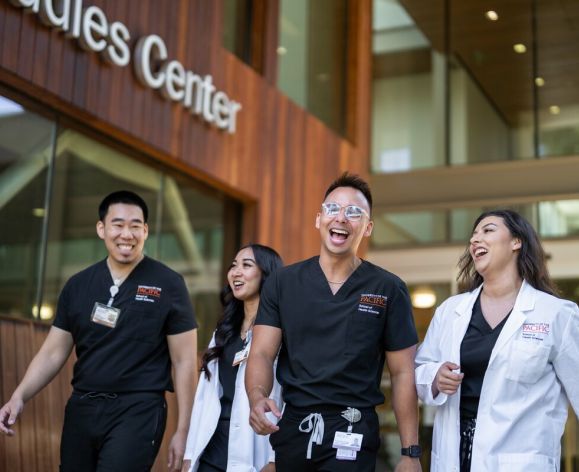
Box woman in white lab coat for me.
[183,244,283,472]
[415,210,579,472]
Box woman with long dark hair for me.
[183,244,283,472]
[415,209,579,471]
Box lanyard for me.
[107,279,122,307]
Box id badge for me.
[91,302,121,328]
[336,448,357,461]
[333,431,363,451]
[232,346,250,366]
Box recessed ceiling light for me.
[485,11,499,21]
[276,46,287,55]
[535,77,545,87]
[513,43,527,54]
[549,105,560,115]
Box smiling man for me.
[0,190,198,471]
[246,173,422,471]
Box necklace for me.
[326,279,346,285]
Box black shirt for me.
[460,294,510,419]
[53,256,197,392]
[218,335,244,419]
[255,256,418,408]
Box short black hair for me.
[98,190,149,223]
[324,172,373,212]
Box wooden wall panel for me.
[0,0,371,469]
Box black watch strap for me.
[401,445,422,458]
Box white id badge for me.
[336,448,357,461]
[91,302,121,328]
[232,346,250,366]
[332,431,363,451]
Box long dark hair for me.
[457,209,558,295]
[201,244,283,379]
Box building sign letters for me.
[8,0,242,133]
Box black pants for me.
[270,404,380,472]
[459,417,476,472]
[60,391,167,472]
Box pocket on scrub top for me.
[498,453,556,472]
[118,308,161,342]
[505,340,550,383]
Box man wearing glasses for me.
[246,173,421,471]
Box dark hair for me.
[98,190,149,223]
[324,172,373,213]
[457,209,558,296]
[201,244,283,379]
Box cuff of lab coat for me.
[416,361,449,406]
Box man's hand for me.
[433,362,464,397]
[0,397,24,436]
[249,396,281,435]
[394,456,422,471]
[167,429,188,471]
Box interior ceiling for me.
[387,0,579,126]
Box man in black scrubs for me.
[246,173,421,471]
[0,190,198,471]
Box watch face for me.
[409,445,422,457]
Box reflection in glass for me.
[278,0,348,134]
[372,0,445,172]
[0,96,55,318]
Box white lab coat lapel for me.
[488,280,535,366]
[451,285,482,364]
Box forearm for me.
[391,371,419,446]
[172,358,197,433]
[246,352,274,406]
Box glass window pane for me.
[158,176,239,350]
[372,0,445,172]
[223,0,253,65]
[0,95,56,319]
[278,0,348,134]
[539,200,579,239]
[372,210,447,246]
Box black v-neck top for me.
[460,294,510,419]
[256,256,418,408]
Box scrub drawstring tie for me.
[299,413,324,459]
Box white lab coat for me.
[184,333,282,472]
[415,281,579,472]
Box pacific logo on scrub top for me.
[358,294,387,316]
[7,0,242,134]
[135,285,162,303]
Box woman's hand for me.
[260,462,276,472]
[433,362,464,397]
[181,459,191,472]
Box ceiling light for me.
[32,208,45,217]
[411,287,437,309]
[485,11,499,21]
[513,43,527,54]
[535,77,545,87]
[549,105,560,115]
[276,46,287,55]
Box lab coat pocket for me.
[497,452,556,471]
[506,340,550,383]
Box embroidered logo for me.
[135,285,162,303]
[522,323,550,341]
[358,294,387,315]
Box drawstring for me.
[80,392,118,400]
[299,413,324,459]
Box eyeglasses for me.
[321,202,369,221]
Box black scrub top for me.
[460,294,510,419]
[218,335,244,419]
[53,257,197,393]
[256,256,418,408]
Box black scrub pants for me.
[270,404,380,472]
[60,390,167,472]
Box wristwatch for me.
[401,445,422,458]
